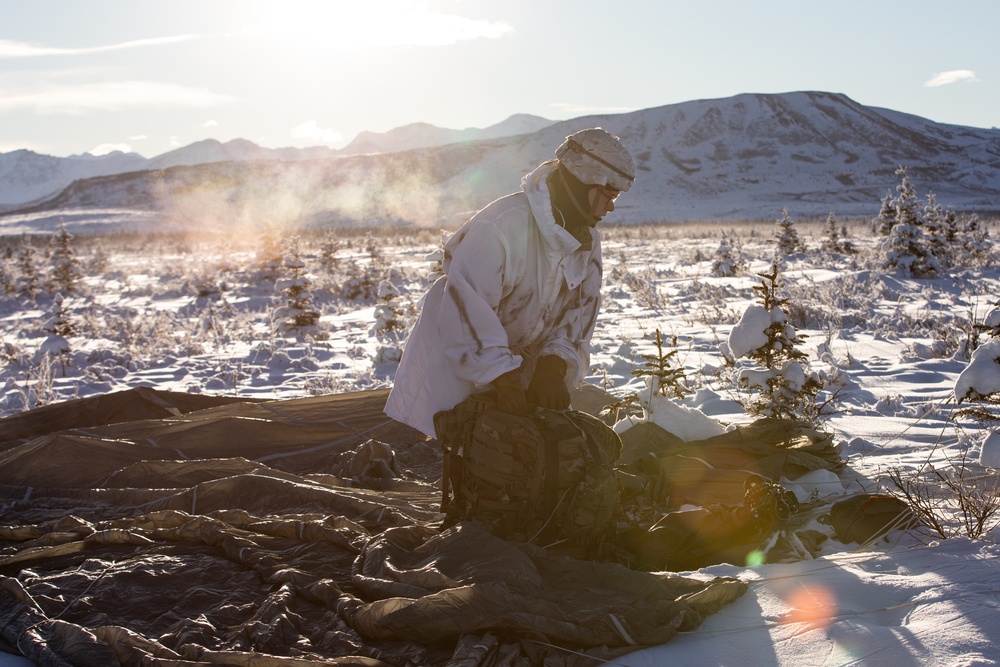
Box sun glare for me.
[244,1,512,51]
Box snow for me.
[2,216,1000,665]
[956,338,1000,402]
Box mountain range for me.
[1,91,999,232]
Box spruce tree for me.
[874,188,897,236]
[631,329,689,400]
[878,166,940,277]
[774,209,804,256]
[711,231,742,277]
[273,237,321,337]
[821,212,842,253]
[49,222,82,293]
[370,279,405,339]
[922,192,948,268]
[15,235,41,300]
[40,292,74,374]
[728,264,823,424]
[894,166,920,230]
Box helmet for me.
[554,128,635,193]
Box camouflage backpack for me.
[434,392,622,558]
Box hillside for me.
[2,91,999,231]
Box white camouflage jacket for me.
[384,160,603,437]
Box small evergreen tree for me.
[873,188,897,236]
[43,292,76,337]
[894,166,921,230]
[49,222,82,293]
[15,235,41,300]
[425,231,449,283]
[273,237,321,337]
[371,278,406,369]
[0,252,13,295]
[878,166,940,277]
[254,223,285,286]
[727,264,823,424]
[87,244,110,275]
[922,192,948,268]
[370,279,405,339]
[711,231,743,277]
[774,209,804,256]
[631,329,689,400]
[821,212,842,253]
[959,213,993,266]
[40,292,74,374]
[319,235,341,273]
[942,205,960,246]
[340,258,380,302]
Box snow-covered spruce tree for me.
[726,263,823,424]
[425,231,449,284]
[879,166,940,277]
[922,192,949,268]
[893,166,920,231]
[319,235,341,273]
[339,237,390,303]
[711,231,743,277]
[273,237,321,338]
[370,279,405,339]
[40,292,74,375]
[0,250,13,295]
[873,188,897,236]
[954,305,1000,466]
[14,235,42,300]
[880,215,940,277]
[371,279,406,368]
[957,213,993,267]
[774,209,804,257]
[49,222,82,293]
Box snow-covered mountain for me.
[0,149,148,209]
[2,92,999,230]
[0,114,553,210]
[339,113,556,155]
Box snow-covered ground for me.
[3,216,1000,665]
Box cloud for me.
[0,35,200,59]
[89,142,133,156]
[201,120,220,128]
[0,81,237,113]
[924,70,978,87]
[292,120,343,145]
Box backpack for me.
[826,493,919,544]
[433,392,622,558]
[627,474,801,571]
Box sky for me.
[1,0,998,159]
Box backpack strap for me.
[433,392,494,514]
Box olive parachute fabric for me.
[0,387,839,665]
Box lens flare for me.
[783,584,838,628]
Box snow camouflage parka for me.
[385,160,603,437]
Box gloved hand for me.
[527,355,571,410]
[491,368,529,414]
